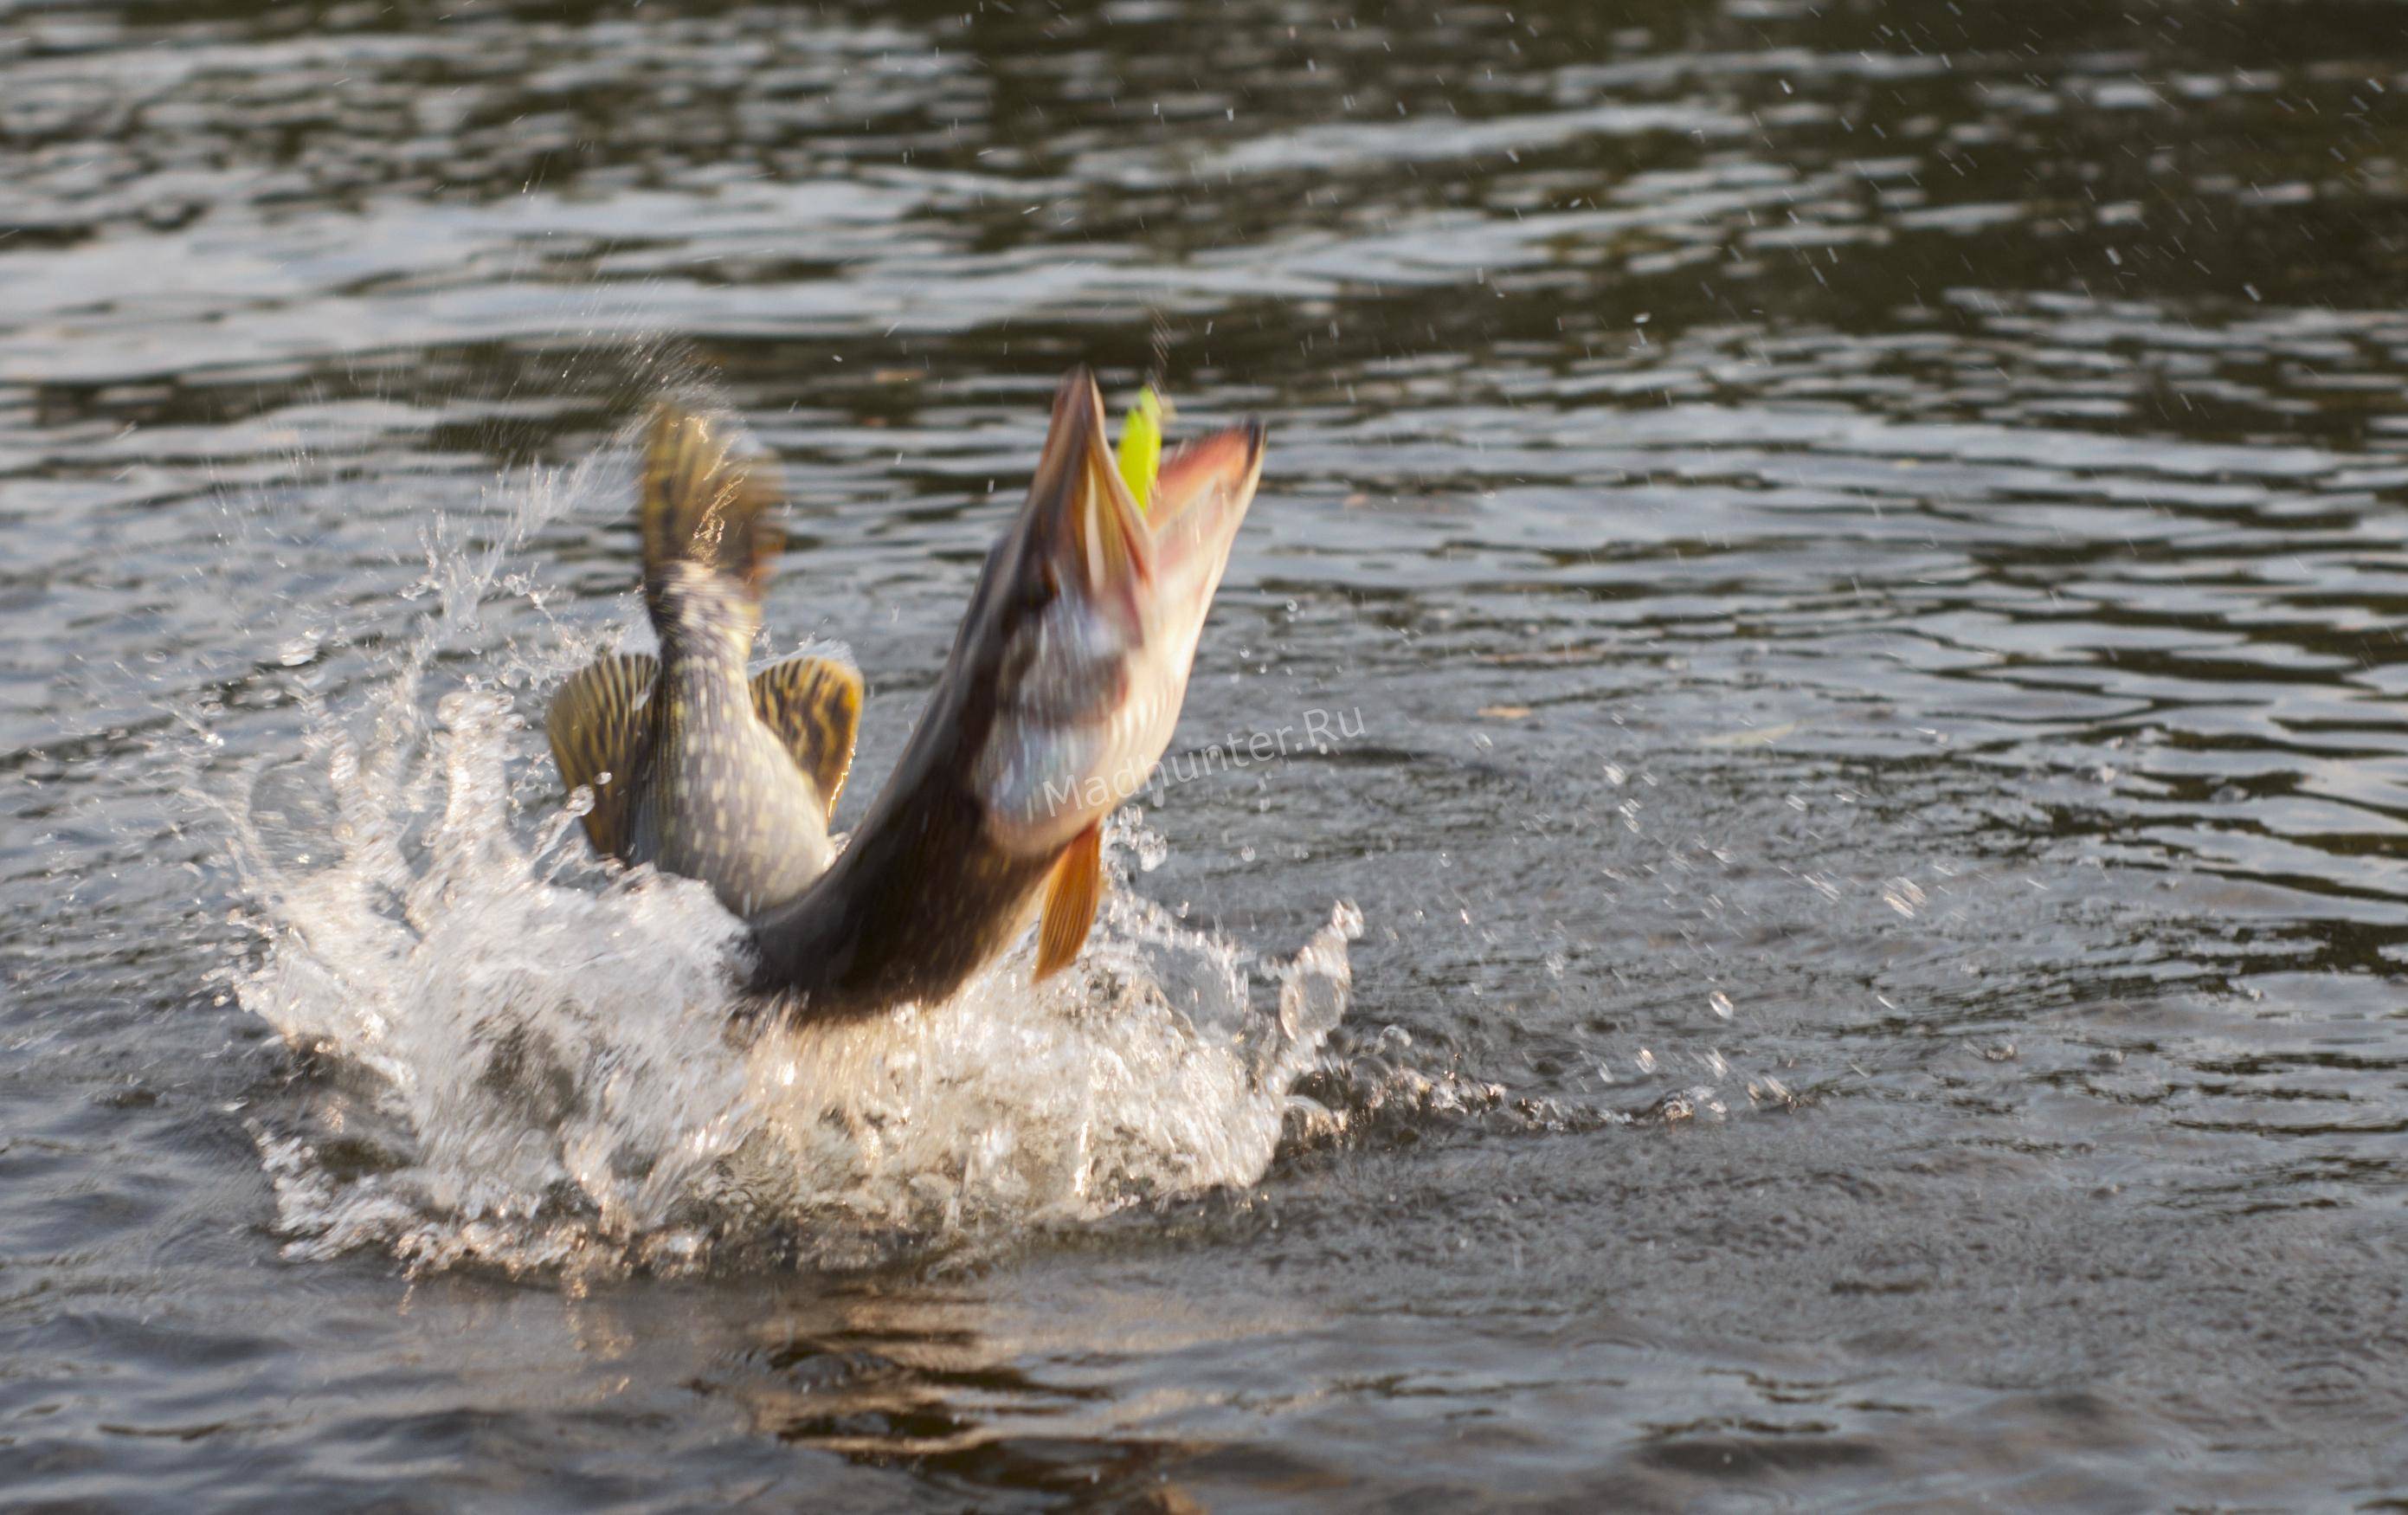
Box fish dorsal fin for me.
[1033,821,1103,982]
[546,652,660,859]
[749,654,864,814]
[641,404,785,608]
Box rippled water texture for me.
[9,0,2408,1508]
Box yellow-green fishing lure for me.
[1116,385,1165,513]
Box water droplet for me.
[1881,878,1926,918]
[1709,990,1734,1020]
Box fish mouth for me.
[1029,370,1265,638]
[1143,415,1266,623]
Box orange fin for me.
[1033,822,1103,982]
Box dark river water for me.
[9,0,2408,1508]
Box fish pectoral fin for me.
[546,652,660,859]
[1033,821,1104,983]
[750,654,864,813]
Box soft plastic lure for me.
[1116,384,1165,513]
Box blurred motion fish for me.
[746,368,1264,1021]
[546,406,862,918]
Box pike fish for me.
[745,369,1265,1021]
[546,407,863,919]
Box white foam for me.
[209,446,1360,1277]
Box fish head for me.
[973,371,1265,856]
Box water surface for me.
[6,0,2408,1507]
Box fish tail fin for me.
[640,403,784,614]
[749,654,864,816]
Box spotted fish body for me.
[546,408,860,919]
[626,566,839,916]
[747,369,1265,1021]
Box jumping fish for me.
[546,406,863,919]
[745,369,1265,1021]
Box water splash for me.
[207,444,1362,1278]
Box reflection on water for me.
[7,0,2408,1507]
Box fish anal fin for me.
[1033,822,1103,983]
[546,652,660,858]
[750,654,863,813]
